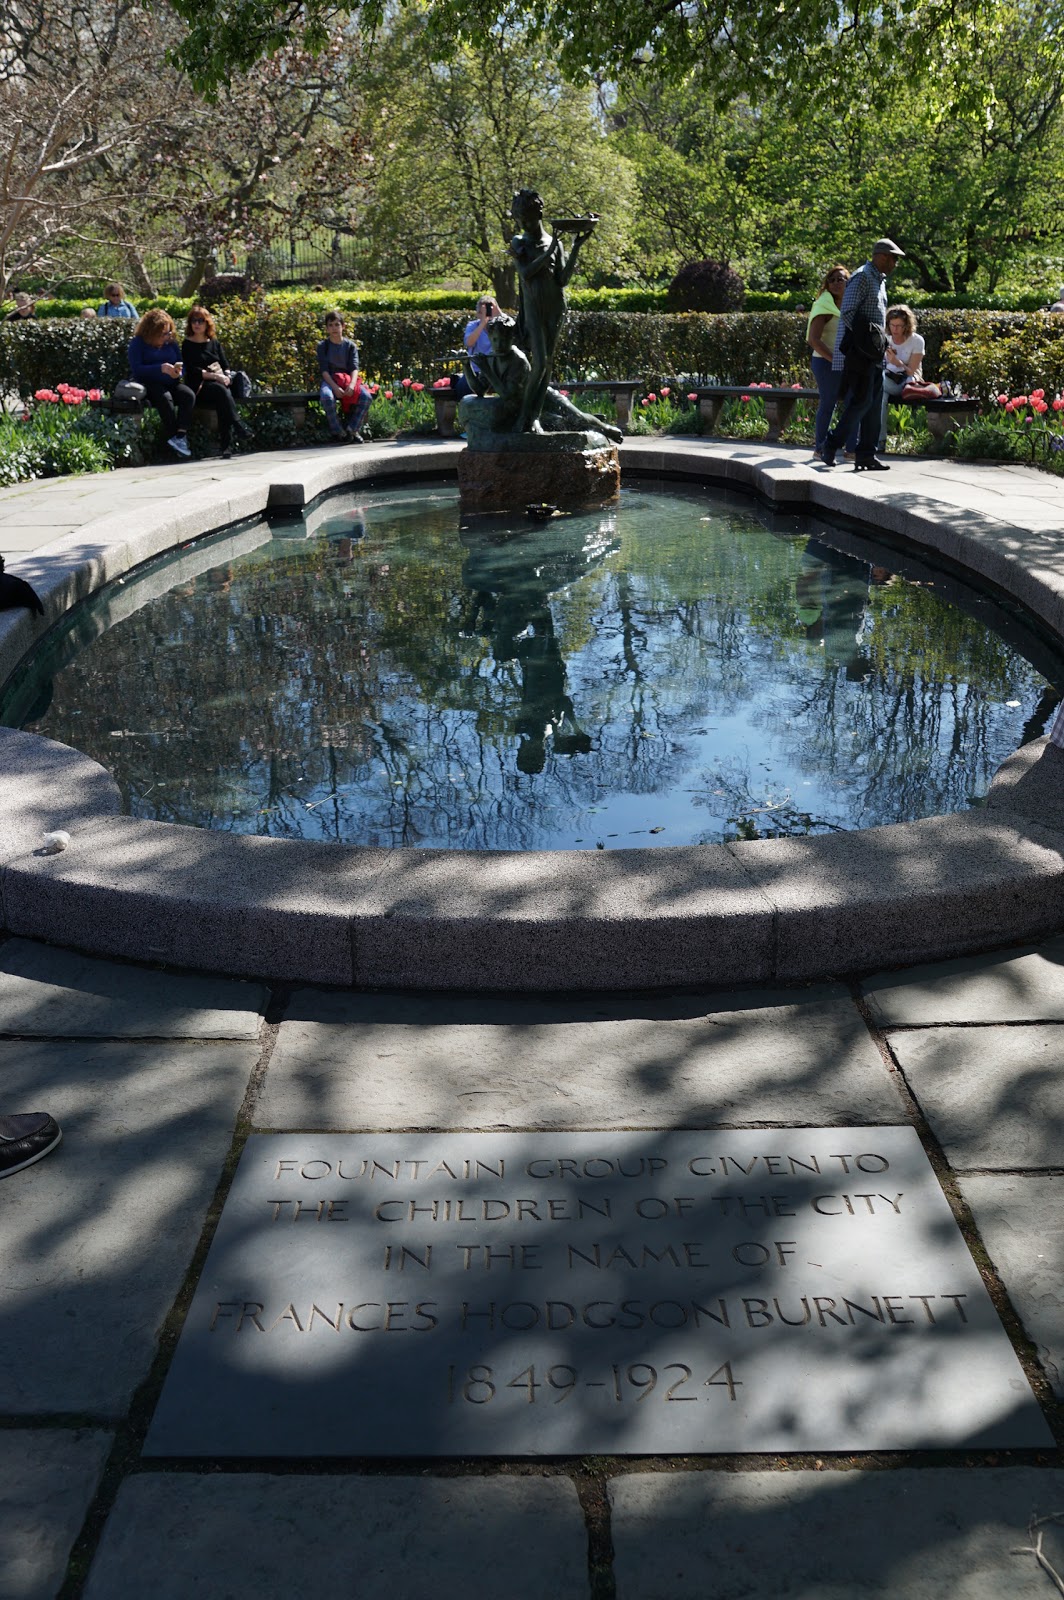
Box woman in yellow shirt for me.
[806,266,859,460]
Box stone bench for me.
[693,385,978,444]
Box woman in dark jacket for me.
[127,308,196,458]
[181,306,250,458]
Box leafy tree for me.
[352,15,636,301]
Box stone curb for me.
[2,438,1063,989]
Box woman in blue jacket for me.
[127,309,196,458]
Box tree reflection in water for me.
[3,484,1060,850]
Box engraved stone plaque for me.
[145,1128,1051,1456]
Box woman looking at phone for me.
[127,308,196,459]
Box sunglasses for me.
[190,316,206,323]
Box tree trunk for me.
[179,253,214,297]
[124,247,156,297]
[492,262,516,309]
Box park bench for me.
[430,374,644,437]
[693,384,979,444]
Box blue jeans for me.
[826,364,884,462]
[811,357,858,454]
[320,379,371,436]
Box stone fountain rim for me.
[2,436,1064,991]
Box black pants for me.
[144,378,196,437]
[826,362,884,462]
[194,381,242,448]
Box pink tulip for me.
[401,378,412,388]
[559,389,569,397]
[1024,414,1033,423]
[384,390,393,399]
[1035,400,1049,413]
[687,392,697,402]
[411,382,424,392]
[741,395,751,403]
[641,398,649,406]
[1033,388,1045,399]
[646,393,657,403]
[1053,398,1064,412]
[1015,395,1028,406]
[997,394,1008,405]
[660,386,670,395]
[1005,401,1016,412]
[88,388,102,401]
[791,383,803,390]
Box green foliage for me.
[0,397,142,485]
[0,320,131,398]
[939,314,1064,401]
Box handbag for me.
[110,379,146,413]
[227,370,252,401]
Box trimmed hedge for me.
[3,303,1063,399]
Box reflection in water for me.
[459,516,616,774]
[2,483,1060,851]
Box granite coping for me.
[3,438,1064,989]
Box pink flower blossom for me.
[62,392,79,404]
[401,378,412,388]
[1053,398,1064,412]
[686,392,697,402]
[369,384,380,395]
[1015,394,1029,406]
[1005,401,1017,412]
[411,381,424,392]
[88,388,103,401]
[646,393,657,403]
[641,398,649,406]
[34,388,58,403]
[1032,388,1045,400]
[432,378,450,389]
[559,389,569,397]
[997,394,1008,405]
[1024,414,1033,423]
[1034,399,1049,413]
[741,395,751,403]
[791,383,803,390]
[660,386,670,395]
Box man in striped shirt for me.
[823,238,904,471]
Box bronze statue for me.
[470,315,622,443]
[508,188,596,433]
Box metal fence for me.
[144,237,362,293]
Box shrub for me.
[666,260,745,314]
[199,273,256,307]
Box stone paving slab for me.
[0,938,268,1037]
[257,985,899,1129]
[892,1026,1064,1168]
[0,1429,111,1600]
[862,936,1064,1026]
[82,1473,589,1599]
[610,1468,1064,1599]
[0,1039,255,1414]
[960,1174,1064,1397]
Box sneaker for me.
[0,1113,62,1178]
[346,429,365,443]
[167,435,191,459]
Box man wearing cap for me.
[822,238,904,471]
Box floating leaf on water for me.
[649,825,665,834]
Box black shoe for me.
[346,429,365,443]
[0,1113,62,1178]
[221,448,232,459]
[854,458,890,472]
[821,442,837,467]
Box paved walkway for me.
[3,932,1064,1597]
[4,442,1064,1596]
[3,437,1064,560]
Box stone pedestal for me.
[457,397,620,515]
